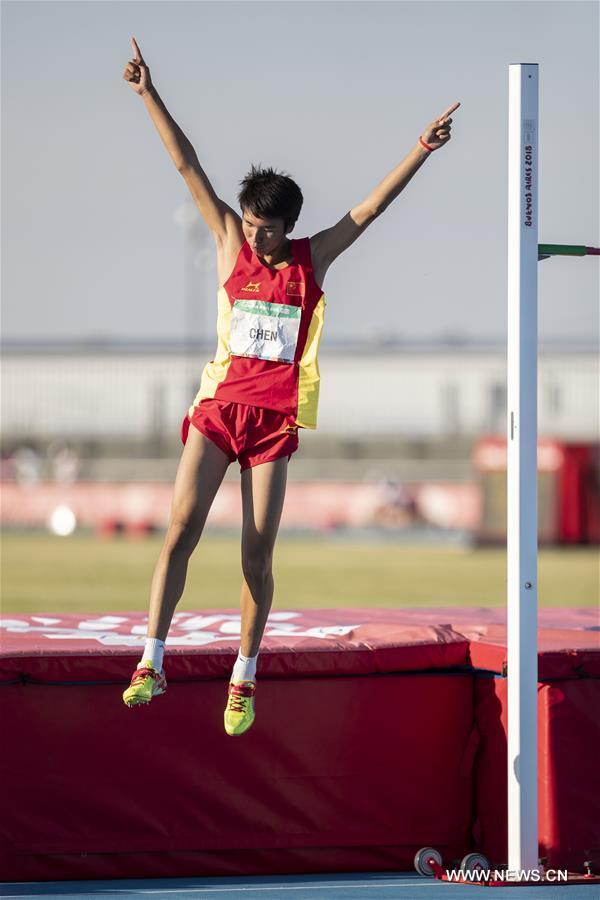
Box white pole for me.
[507,63,539,874]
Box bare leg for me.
[239,457,288,657]
[146,425,230,641]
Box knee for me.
[241,548,273,593]
[164,513,203,556]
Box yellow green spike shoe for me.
[224,680,256,736]
[122,660,167,707]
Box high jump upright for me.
[507,62,539,874]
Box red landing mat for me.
[0,607,598,882]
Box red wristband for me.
[419,136,434,153]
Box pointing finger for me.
[130,37,144,64]
[438,101,461,122]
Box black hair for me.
[237,164,303,230]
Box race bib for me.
[229,299,301,363]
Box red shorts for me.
[181,399,299,472]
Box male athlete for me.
[121,37,459,735]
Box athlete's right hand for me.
[122,37,153,95]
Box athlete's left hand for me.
[420,101,460,151]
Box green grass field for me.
[1,531,598,614]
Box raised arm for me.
[311,102,460,274]
[123,38,241,243]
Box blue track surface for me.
[1,873,596,899]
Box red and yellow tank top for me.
[188,237,326,429]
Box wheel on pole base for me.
[414,846,443,876]
[460,852,490,873]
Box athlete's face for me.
[242,211,288,257]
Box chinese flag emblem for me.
[286,281,305,297]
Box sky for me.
[1,0,598,345]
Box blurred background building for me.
[1,337,597,481]
[3,338,597,545]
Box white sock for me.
[139,637,165,673]
[232,649,259,684]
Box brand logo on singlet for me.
[241,281,262,293]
